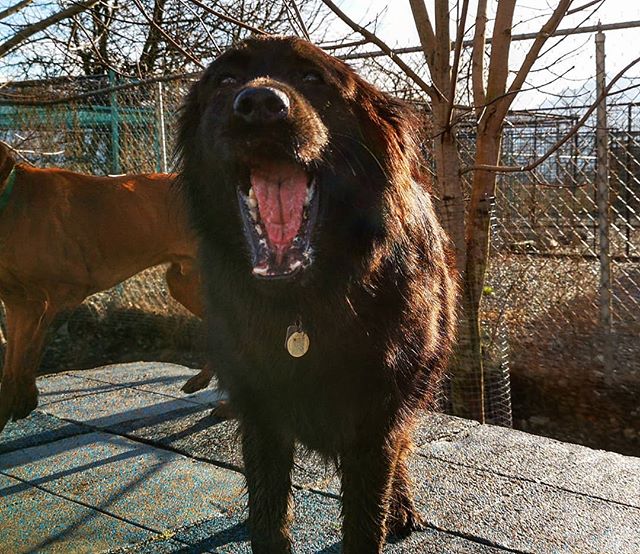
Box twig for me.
[186,0,269,36]
[461,53,640,174]
[320,0,440,101]
[131,0,203,68]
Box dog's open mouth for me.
[237,161,318,279]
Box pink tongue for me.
[250,162,308,264]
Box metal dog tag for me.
[285,324,309,358]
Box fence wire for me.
[0,38,639,455]
[481,84,640,453]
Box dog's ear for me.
[0,142,16,183]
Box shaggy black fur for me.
[177,36,457,553]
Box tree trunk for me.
[431,105,487,422]
[460,124,503,422]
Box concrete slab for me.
[162,489,506,554]
[76,362,224,406]
[3,362,639,554]
[114,406,339,493]
[0,411,89,455]
[37,372,123,407]
[409,452,640,553]
[0,473,152,554]
[0,432,246,532]
[423,423,640,507]
[38,386,200,429]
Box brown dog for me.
[178,37,457,552]
[0,143,214,432]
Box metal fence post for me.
[595,28,613,373]
[109,70,121,174]
[156,81,168,173]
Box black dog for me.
[178,36,457,553]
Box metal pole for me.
[595,29,613,373]
[625,104,632,258]
[156,81,168,173]
[109,70,121,174]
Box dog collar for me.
[0,167,16,215]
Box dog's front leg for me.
[241,419,295,554]
[0,299,57,432]
[340,435,397,554]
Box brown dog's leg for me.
[241,419,295,554]
[165,261,216,395]
[0,299,57,431]
[340,434,401,553]
[166,261,203,318]
[387,434,424,539]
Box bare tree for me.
[316,0,640,421]
[0,0,327,79]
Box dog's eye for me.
[218,74,238,86]
[302,70,324,84]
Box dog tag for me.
[285,324,309,358]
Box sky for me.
[331,1,640,108]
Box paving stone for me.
[37,372,123,407]
[0,432,246,532]
[8,364,638,554]
[114,405,339,493]
[172,489,506,554]
[38,386,199,429]
[412,411,480,448]
[114,405,243,469]
[423,423,640,507]
[408,452,640,553]
[76,362,224,405]
[0,473,152,554]
[0,411,89,455]
[106,537,193,553]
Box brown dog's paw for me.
[181,369,213,394]
[0,378,38,432]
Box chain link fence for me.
[0,74,206,372]
[1,30,639,455]
[482,89,640,454]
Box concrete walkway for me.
[1,362,639,553]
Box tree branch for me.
[471,0,487,116]
[446,0,470,127]
[496,0,574,121]
[484,0,516,120]
[461,52,640,175]
[186,0,269,37]
[132,0,203,68]
[0,0,101,58]
[0,0,34,22]
[409,0,437,68]
[321,0,440,101]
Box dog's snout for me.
[233,87,290,124]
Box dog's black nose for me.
[233,87,290,124]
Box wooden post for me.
[595,28,613,373]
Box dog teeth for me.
[304,184,314,207]
[253,265,269,276]
[289,260,302,271]
[248,196,258,209]
[255,224,262,236]
[249,208,258,221]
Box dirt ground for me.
[486,253,640,457]
[510,324,640,457]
